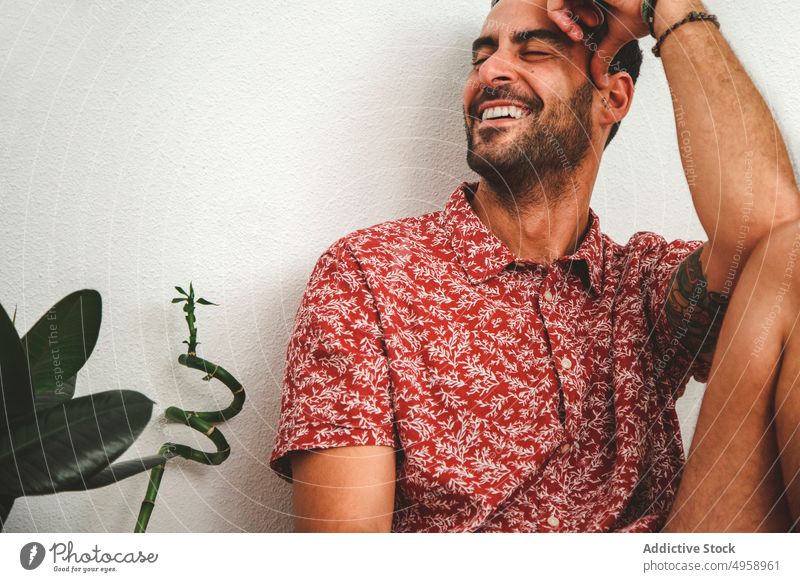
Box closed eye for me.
[473,52,551,66]
[472,50,553,67]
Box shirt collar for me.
[440,181,605,297]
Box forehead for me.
[481,0,559,37]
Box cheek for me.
[463,72,480,108]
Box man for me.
[270,0,800,532]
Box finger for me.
[559,2,603,41]
[546,0,570,14]
[572,2,604,28]
[547,0,580,39]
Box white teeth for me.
[481,105,529,121]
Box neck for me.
[470,161,597,263]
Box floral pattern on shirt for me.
[270,182,709,532]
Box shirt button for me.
[543,289,554,301]
[560,356,572,369]
[560,443,571,454]
[547,515,560,528]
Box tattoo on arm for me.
[664,246,730,369]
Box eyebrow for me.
[471,28,572,56]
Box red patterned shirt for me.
[270,181,708,532]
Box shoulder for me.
[319,209,445,271]
[597,227,705,295]
[613,230,704,269]
[295,213,443,324]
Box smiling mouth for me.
[478,105,532,127]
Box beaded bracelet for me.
[652,11,720,57]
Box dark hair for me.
[489,0,643,148]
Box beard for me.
[465,81,594,212]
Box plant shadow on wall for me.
[0,285,245,533]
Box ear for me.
[597,72,634,134]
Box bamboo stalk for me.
[134,285,244,533]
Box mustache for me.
[467,86,543,121]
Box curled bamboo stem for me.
[134,285,244,533]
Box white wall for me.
[1,0,797,533]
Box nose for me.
[477,49,519,90]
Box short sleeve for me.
[634,233,712,395]
[269,239,397,483]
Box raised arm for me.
[548,0,800,290]
[652,0,800,290]
[290,446,396,532]
[546,0,799,375]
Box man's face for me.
[464,0,596,195]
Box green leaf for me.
[189,283,194,298]
[55,375,77,404]
[171,298,186,304]
[0,304,34,424]
[0,390,154,497]
[21,291,102,412]
[61,453,175,491]
[196,298,217,306]
[0,494,14,530]
[174,287,188,296]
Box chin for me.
[473,133,519,160]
